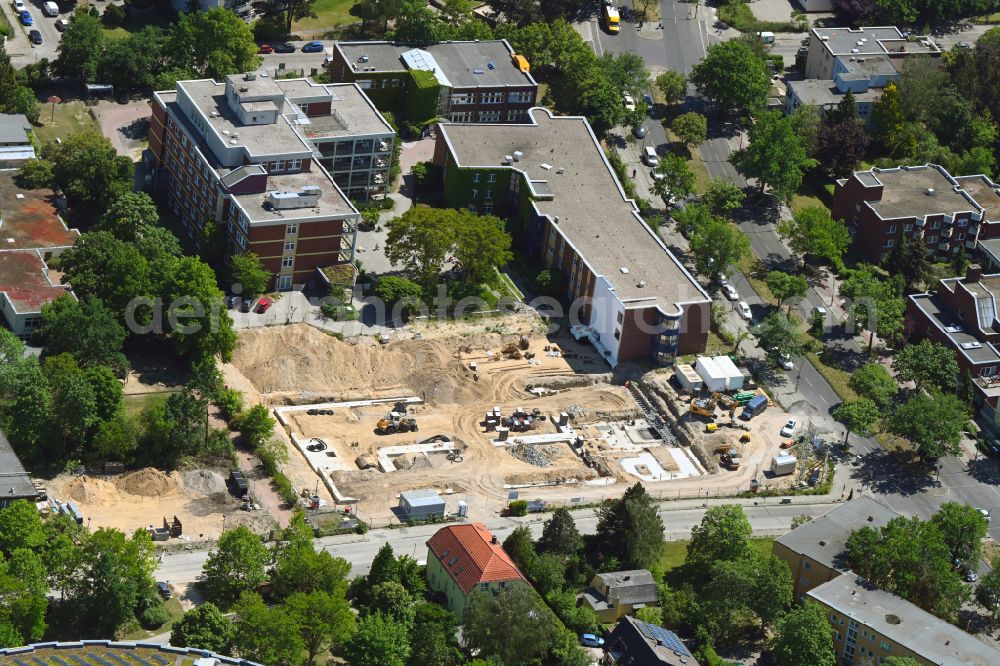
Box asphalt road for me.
[3,0,62,65]
[156,501,840,585]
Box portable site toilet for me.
[695,356,727,393]
[398,489,446,522]
[713,355,745,391]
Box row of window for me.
[451,91,534,105]
[265,158,303,173]
[882,231,966,249]
[467,203,493,215]
[472,172,497,184]
[449,110,526,123]
[470,188,494,200]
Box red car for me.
[256,297,273,313]
[258,44,273,54]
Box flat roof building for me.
[329,40,538,125]
[434,107,710,368]
[805,26,940,80]
[809,574,1000,665]
[149,74,395,290]
[0,427,37,508]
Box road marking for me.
[802,375,813,388]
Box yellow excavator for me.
[689,396,717,418]
[376,413,418,434]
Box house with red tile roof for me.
[425,522,528,619]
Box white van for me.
[43,1,59,16]
[643,146,658,167]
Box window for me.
[473,173,481,183]
[449,111,475,123]
[482,92,504,104]
[22,316,41,329]
[479,111,501,122]
[957,232,966,241]
[485,188,493,200]
[284,240,296,252]
[883,239,895,248]
[451,93,475,105]
[904,223,913,232]
[483,203,493,214]
[613,329,621,340]
[471,188,478,199]
[982,366,996,378]
[290,158,302,171]
[281,256,293,268]
[268,161,278,172]
[804,561,811,570]
[959,219,969,227]
[356,79,373,89]
[886,225,897,234]
[800,577,809,586]
[506,110,525,122]
[487,173,497,183]
[932,220,941,229]
[508,90,534,104]
[926,235,938,244]
[286,224,298,235]
[617,312,624,324]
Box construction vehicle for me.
[739,432,751,443]
[689,396,717,418]
[376,412,418,434]
[712,392,735,410]
[719,446,742,470]
[705,422,718,433]
[603,5,620,33]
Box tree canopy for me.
[594,483,665,570]
[732,112,818,203]
[201,526,270,607]
[687,505,754,570]
[891,339,959,394]
[690,40,770,116]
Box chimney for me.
[967,264,983,284]
[491,535,498,545]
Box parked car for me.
[241,298,256,313]
[28,29,41,44]
[302,41,324,53]
[977,508,991,522]
[54,17,68,31]
[258,43,274,54]
[622,92,636,112]
[642,92,654,107]
[256,297,273,313]
[651,169,664,181]
[780,419,797,437]
[720,280,739,301]
[226,295,240,309]
[274,42,296,53]
[778,352,794,371]
[11,0,25,11]
[580,633,605,648]
[157,582,172,600]
[643,146,658,167]
[965,569,979,583]
[20,10,33,25]
[738,301,752,321]
[633,124,647,139]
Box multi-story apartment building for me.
[149,74,395,290]
[785,54,898,125]
[433,108,711,368]
[831,164,1000,263]
[329,40,537,124]
[809,574,1000,665]
[804,26,939,81]
[772,496,899,601]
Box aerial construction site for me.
[219,314,811,525]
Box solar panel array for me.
[638,621,691,657]
[49,656,71,666]
[150,655,170,666]
[85,652,113,666]
[125,651,154,666]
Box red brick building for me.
[832,164,1000,263]
[148,74,394,291]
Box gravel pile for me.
[509,442,551,467]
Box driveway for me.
[259,40,334,79]
[91,100,151,161]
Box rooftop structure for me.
[0,250,70,315]
[0,641,264,666]
[604,616,701,666]
[0,427,37,508]
[0,175,80,250]
[426,522,525,595]
[805,26,939,81]
[809,574,1000,665]
[333,40,535,89]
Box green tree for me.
[285,590,355,666]
[931,502,989,567]
[757,312,803,360]
[0,500,45,556]
[0,358,52,460]
[48,131,134,212]
[344,612,411,666]
[351,0,406,32]
[201,526,270,607]
[884,234,930,292]
[368,581,415,626]
[702,180,745,216]
[872,82,907,154]
[687,504,753,569]
[58,232,155,324]
[832,398,880,447]
[690,40,770,115]
[502,525,537,571]
[594,483,664,570]
[839,265,905,350]
[452,210,513,286]
[8,87,39,124]
[368,543,400,589]
[463,586,557,666]
[385,207,456,287]
[238,404,277,449]
[97,192,160,242]
[546,588,599,634]
[653,153,696,205]
[0,549,48,642]
[688,211,750,279]
[890,391,968,461]
[528,552,566,596]
[597,52,651,97]
[0,624,21,649]
[764,271,808,312]
[84,365,123,422]
[672,112,708,148]
[37,294,129,375]
[538,506,582,557]
[731,112,818,203]
[975,556,1000,622]
[49,366,98,447]
[231,592,305,666]
[882,658,922,666]
[655,70,687,105]
[272,545,351,599]
[229,253,271,297]
[170,8,262,79]
[374,276,423,307]
[847,516,969,620]
[170,602,234,652]
[704,552,792,634]
[778,206,851,268]
[848,363,897,409]
[891,339,959,393]
[162,256,237,363]
[55,12,106,81]
[771,601,835,666]
[408,602,463,666]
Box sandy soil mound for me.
[64,475,115,503]
[182,470,227,494]
[231,324,481,404]
[115,468,176,497]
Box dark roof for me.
[774,495,898,570]
[606,616,700,666]
[0,113,31,144]
[0,427,37,501]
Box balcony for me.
[377,140,391,152]
[938,241,950,251]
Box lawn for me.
[688,152,711,196]
[124,392,172,417]
[660,538,775,587]
[293,0,357,33]
[121,597,185,640]
[805,350,858,402]
[737,253,778,307]
[718,0,801,33]
[33,100,101,146]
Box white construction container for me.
[712,355,745,391]
[674,363,703,393]
[695,356,727,393]
[771,454,797,476]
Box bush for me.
[17,159,54,189]
[139,600,171,629]
[271,472,298,506]
[374,275,423,307]
[508,500,528,516]
[215,388,245,423]
[102,4,125,27]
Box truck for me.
[771,454,797,476]
[604,6,620,33]
[229,469,248,496]
[741,395,768,420]
[720,446,742,470]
